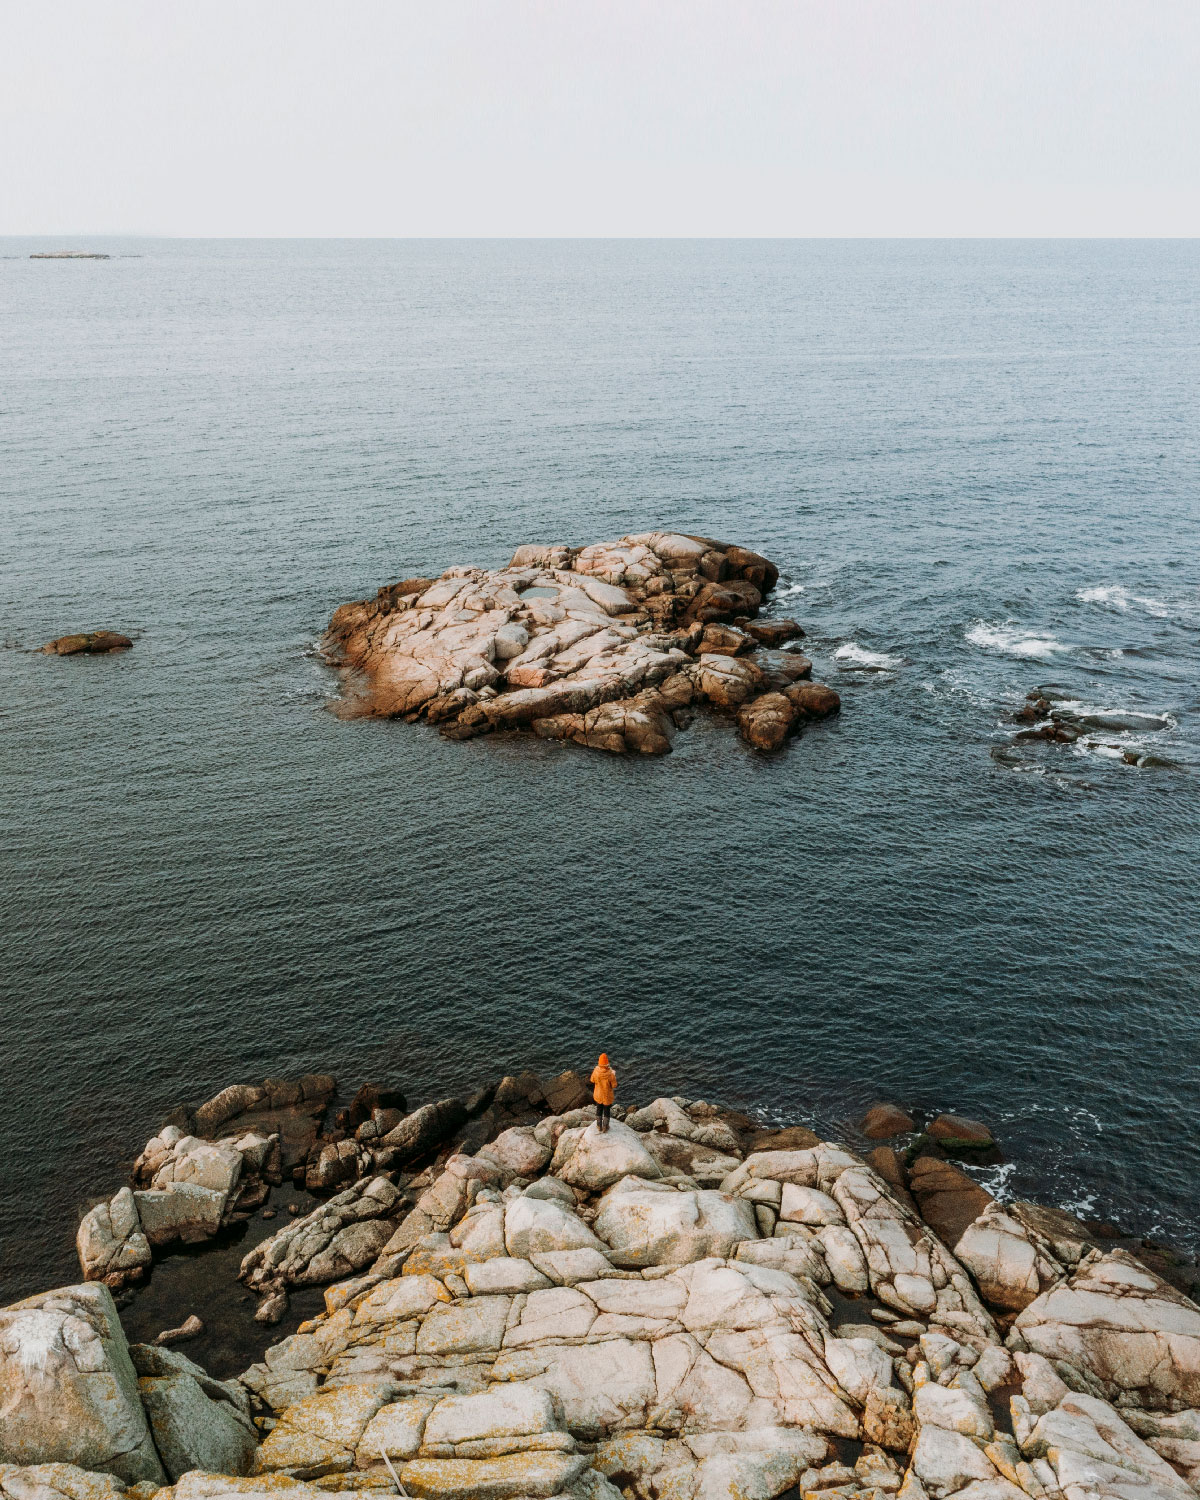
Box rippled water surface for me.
[2,239,1198,1302]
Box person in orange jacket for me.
[590,1053,617,1132]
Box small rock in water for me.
[41,630,133,656]
[154,1313,204,1346]
[255,1289,289,1324]
[929,1112,995,1148]
[861,1102,916,1139]
[262,1208,276,1219]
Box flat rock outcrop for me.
[13,1072,1200,1500]
[324,533,838,755]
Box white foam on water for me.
[774,582,806,600]
[1076,583,1171,617]
[1074,742,1129,762]
[966,621,1070,658]
[1059,704,1175,732]
[833,642,903,669]
[970,1161,1017,1202]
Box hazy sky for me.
[4,0,1199,237]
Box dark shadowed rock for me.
[929,1113,995,1149]
[861,1103,916,1139]
[376,1098,468,1167]
[785,681,841,719]
[745,618,804,646]
[543,1070,592,1115]
[866,1146,918,1214]
[909,1155,994,1247]
[348,1083,408,1130]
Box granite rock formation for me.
[10,1076,1199,1500]
[324,534,838,754]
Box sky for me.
[2,0,1199,237]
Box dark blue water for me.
[2,239,1198,1303]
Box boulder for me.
[784,681,840,718]
[76,1188,151,1288]
[41,631,132,655]
[484,1127,552,1178]
[0,1283,164,1484]
[174,1075,334,1171]
[736,692,800,752]
[377,1100,468,1167]
[779,1184,844,1226]
[910,1424,999,1496]
[152,1139,243,1196]
[1022,1390,1194,1500]
[551,1121,662,1191]
[908,1157,994,1249]
[1012,1250,1200,1409]
[134,1183,227,1245]
[691,655,767,709]
[240,1176,403,1292]
[824,1336,895,1403]
[744,618,804,646]
[347,1083,408,1130]
[155,1314,205,1345]
[862,1103,916,1140]
[503,1196,608,1259]
[131,1345,257,1481]
[593,1184,758,1267]
[928,1114,994,1150]
[0,1464,130,1500]
[541,1070,592,1115]
[954,1203,1066,1312]
[696,623,752,656]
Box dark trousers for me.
[595,1102,611,1131]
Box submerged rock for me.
[324,534,839,756]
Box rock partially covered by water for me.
[41,631,132,656]
[325,533,839,755]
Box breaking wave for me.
[1076,584,1171,617]
[833,642,904,670]
[965,621,1070,659]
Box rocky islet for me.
[323,532,839,754]
[3,1076,1200,1500]
[41,630,133,656]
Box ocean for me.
[2,238,1197,1308]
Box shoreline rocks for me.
[10,1073,1200,1500]
[324,533,839,755]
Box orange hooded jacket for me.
[590,1055,617,1106]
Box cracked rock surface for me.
[8,1084,1200,1500]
